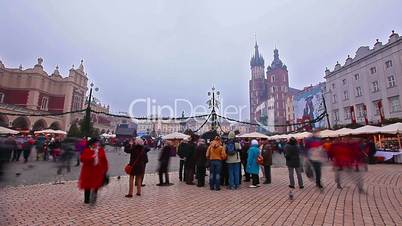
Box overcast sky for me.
[1,0,401,119]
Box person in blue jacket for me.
[247,139,260,188]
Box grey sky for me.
[1,0,401,119]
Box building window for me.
[343,91,349,100]
[356,104,364,119]
[372,81,379,93]
[388,75,396,88]
[342,79,347,85]
[40,97,49,110]
[272,86,275,92]
[385,60,393,68]
[356,87,362,97]
[389,96,400,113]
[332,83,335,90]
[283,76,286,82]
[344,107,351,120]
[354,74,360,80]
[372,100,380,116]
[332,94,337,104]
[370,67,376,74]
[333,110,339,122]
[272,75,275,82]
[0,92,4,103]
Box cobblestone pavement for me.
[0,165,401,226]
[0,147,286,187]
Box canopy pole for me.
[378,134,382,149]
[398,133,401,149]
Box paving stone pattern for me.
[0,165,401,226]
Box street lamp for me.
[208,86,220,131]
[84,82,99,137]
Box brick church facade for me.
[249,42,299,133]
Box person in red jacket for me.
[79,138,109,204]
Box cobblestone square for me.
[1,165,401,225]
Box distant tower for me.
[266,48,289,133]
[249,41,267,128]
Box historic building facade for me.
[249,42,299,133]
[324,30,402,127]
[0,58,88,131]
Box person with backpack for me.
[226,132,241,190]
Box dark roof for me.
[116,127,136,136]
[288,87,301,95]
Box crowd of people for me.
[1,130,377,204]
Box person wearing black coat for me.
[157,141,173,186]
[177,139,189,181]
[194,139,208,187]
[240,139,250,182]
[184,140,196,185]
[284,137,304,189]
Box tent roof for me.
[237,132,269,139]
[350,125,382,135]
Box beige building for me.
[324,30,402,127]
[0,58,88,131]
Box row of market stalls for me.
[0,126,67,136]
[237,123,402,163]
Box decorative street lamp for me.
[208,86,220,131]
[84,82,99,137]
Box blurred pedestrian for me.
[75,138,87,167]
[284,137,304,189]
[124,138,146,197]
[22,136,34,163]
[5,136,16,162]
[12,136,24,161]
[247,139,260,188]
[177,138,189,182]
[367,138,377,164]
[305,134,326,189]
[194,139,208,187]
[261,139,273,184]
[226,132,241,190]
[184,137,196,185]
[240,139,251,182]
[79,138,109,204]
[157,140,173,186]
[206,136,226,191]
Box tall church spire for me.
[250,41,265,67]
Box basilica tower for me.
[249,42,267,127]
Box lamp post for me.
[208,86,220,131]
[84,82,98,137]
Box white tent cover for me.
[0,126,19,135]
[350,125,382,135]
[162,132,190,140]
[237,132,269,139]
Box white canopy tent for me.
[378,122,402,134]
[34,129,67,135]
[334,128,354,137]
[292,132,313,139]
[350,125,382,135]
[317,129,337,138]
[162,132,190,140]
[237,132,269,139]
[0,126,19,135]
[100,133,116,138]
